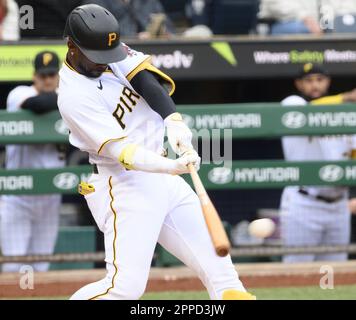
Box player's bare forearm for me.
[341,89,356,102]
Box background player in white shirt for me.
[1,51,65,272]
[58,4,254,300]
[280,63,356,263]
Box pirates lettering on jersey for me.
[113,86,140,129]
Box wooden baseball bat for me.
[188,164,231,257]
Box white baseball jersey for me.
[58,46,169,171]
[58,46,246,300]
[281,95,355,199]
[6,85,65,169]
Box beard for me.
[77,61,107,78]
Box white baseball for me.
[248,218,276,239]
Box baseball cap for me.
[34,51,60,75]
[297,63,328,79]
[63,4,127,64]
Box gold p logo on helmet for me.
[108,32,117,47]
[43,53,53,66]
[303,63,313,73]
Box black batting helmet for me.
[64,4,127,64]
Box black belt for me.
[298,188,344,204]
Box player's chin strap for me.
[222,289,257,300]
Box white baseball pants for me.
[0,195,61,272]
[71,169,245,300]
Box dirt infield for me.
[1,261,356,298]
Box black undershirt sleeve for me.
[130,70,176,119]
[21,92,58,114]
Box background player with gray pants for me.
[0,51,65,272]
[280,63,356,263]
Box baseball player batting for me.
[58,4,255,300]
